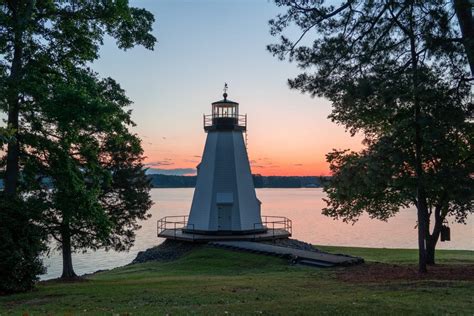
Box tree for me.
[1,0,156,284]
[268,0,473,272]
[453,0,474,75]
[21,66,152,278]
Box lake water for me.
[41,188,473,280]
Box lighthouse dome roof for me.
[212,99,239,105]
[212,93,239,105]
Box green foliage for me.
[22,63,153,274]
[268,0,473,268]
[0,195,45,294]
[0,0,156,284]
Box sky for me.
[92,0,363,176]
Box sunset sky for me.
[93,0,363,176]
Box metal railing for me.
[157,215,194,240]
[157,214,292,241]
[203,114,247,129]
[254,215,292,240]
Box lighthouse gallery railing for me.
[157,215,194,241]
[203,114,247,129]
[254,216,292,239]
[157,215,292,241]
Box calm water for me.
[41,188,473,280]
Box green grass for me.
[318,245,474,264]
[0,246,473,315]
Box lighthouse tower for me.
[184,87,265,235]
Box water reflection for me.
[41,188,473,280]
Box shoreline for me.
[40,241,474,283]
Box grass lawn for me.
[0,245,473,315]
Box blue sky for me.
[93,0,362,175]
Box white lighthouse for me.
[157,86,291,241]
[184,88,265,235]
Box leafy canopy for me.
[1,0,156,281]
[268,0,473,223]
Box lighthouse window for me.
[212,104,237,118]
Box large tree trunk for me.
[426,202,445,265]
[4,2,26,196]
[407,5,428,273]
[60,225,77,279]
[426,233,440,265]
[416,202,428,272]
[454,0,474,76]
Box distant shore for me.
[0,174,330,190]
[147,174,331,189]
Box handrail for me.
[254,215,292,241]
[203,114,247,129]
[158,214,292,242]
[157,215,190,240]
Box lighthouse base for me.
[158,228,291,242]
[181,228,267,235]
[157,215,292,243]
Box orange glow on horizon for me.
[144,153,335,176]
[139,98,365,177]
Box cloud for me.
[146,168,196,176]
[293,163,303,166]
[145,158,174,167]
[250,157,278,169]
[193,155,201,158]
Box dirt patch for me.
[41,276,89,284]
[336,262,474,283]
[3,294,65,308]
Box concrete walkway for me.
[209,241,364,267]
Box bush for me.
[0,195,45,295]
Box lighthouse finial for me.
[223,83,228,100]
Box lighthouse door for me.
[216,193,233,231]
[217,205,232,231]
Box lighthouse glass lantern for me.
[185,90,265,235]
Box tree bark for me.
[426,228,441,265]
[416,200,428,272]
[407,4,428,273]
[60,224,77,279]
[4,2,25,196]
[454,0,474,76]
[4,0,35,196]
[426,199,445,265]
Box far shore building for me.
[157,88,291,241]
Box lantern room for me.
[212,92,239,118]
[204,92,247,132]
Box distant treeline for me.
[0,175,331,189]
[147,174,330,188]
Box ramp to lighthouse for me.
[208,241,364,267]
